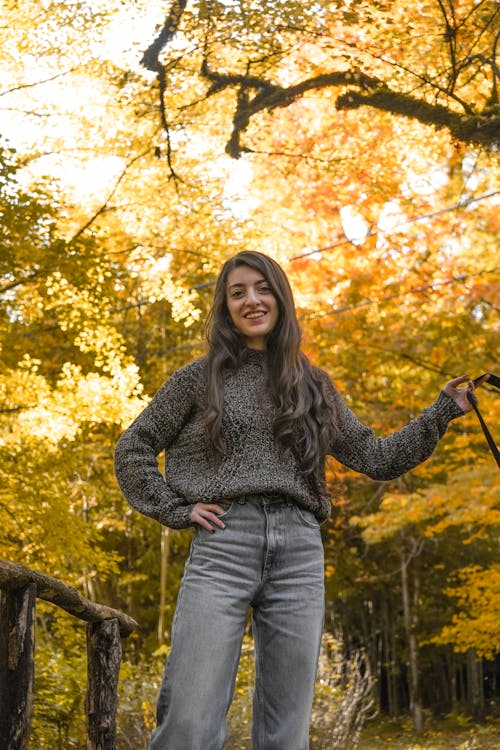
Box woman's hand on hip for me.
[190,502,231,532]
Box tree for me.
[141,0,500,166]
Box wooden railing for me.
[0,559,139,750]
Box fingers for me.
[443,375,469,400]
[447,373,491,391]
[443,375,474,413]
[473,373,490,387]
[189,502,231,532]
[447,375,469,388]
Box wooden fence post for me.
[86,619,122,750]
[0,584,36,750]
[0,561,138,748]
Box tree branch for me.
[0,67,81,98]
[140,0,188,182]
[199,59,500,157]
[141,0,188,74]
[141,2,500,158]
[335,88,500,148]
[68,146,157,243]
[201,62,383,157]
[491,29,500,104]
[436,0,458,93]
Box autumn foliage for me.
[0,0,499,745]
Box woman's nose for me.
[246,287,259,305]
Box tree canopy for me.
[141,0,500,164]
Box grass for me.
[356,716,500,750]
[225,715,500,749]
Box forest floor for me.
[225,716,500,750]
[356,715,500,749]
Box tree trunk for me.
[86,619,122,750]
[157,526,170,644]
[400,544,424,732]
[386,603,400,716]
[0,584,36,750]
[448,650,457,711]
[466,649,485,720]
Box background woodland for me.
[0,1,499,747]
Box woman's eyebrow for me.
[227,277,267,290]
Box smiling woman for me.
[114,250,480,750]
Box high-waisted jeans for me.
[149,495,325,750]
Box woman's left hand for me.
[443,374,490,413]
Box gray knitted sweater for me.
[114,349,463,528]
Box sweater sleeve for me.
[327,383,465,480]
[114,362,201,529]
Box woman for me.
[114,250,481,750]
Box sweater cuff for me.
[157,502,194,530]
[434,389,465,421]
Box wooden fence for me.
[0,559,139,750]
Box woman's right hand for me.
[190,502,230,532]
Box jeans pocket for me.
[217,501,236,519]
[292,504,320,529]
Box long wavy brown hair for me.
[204,251,340,479]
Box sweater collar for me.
[241,346,268,366]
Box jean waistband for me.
[235,492,294,505]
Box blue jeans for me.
[149,496,325,750]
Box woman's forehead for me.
[226,264,267,287]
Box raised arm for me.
[327,375,482,480]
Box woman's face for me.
[225,264,279,350]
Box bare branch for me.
[141,0,188,74]
[0,270,43,295]
[68,146,157,243]
[140,0,188,182]
[436,0,458,92]
[0,67,81,98]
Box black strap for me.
[468,373,500,469]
